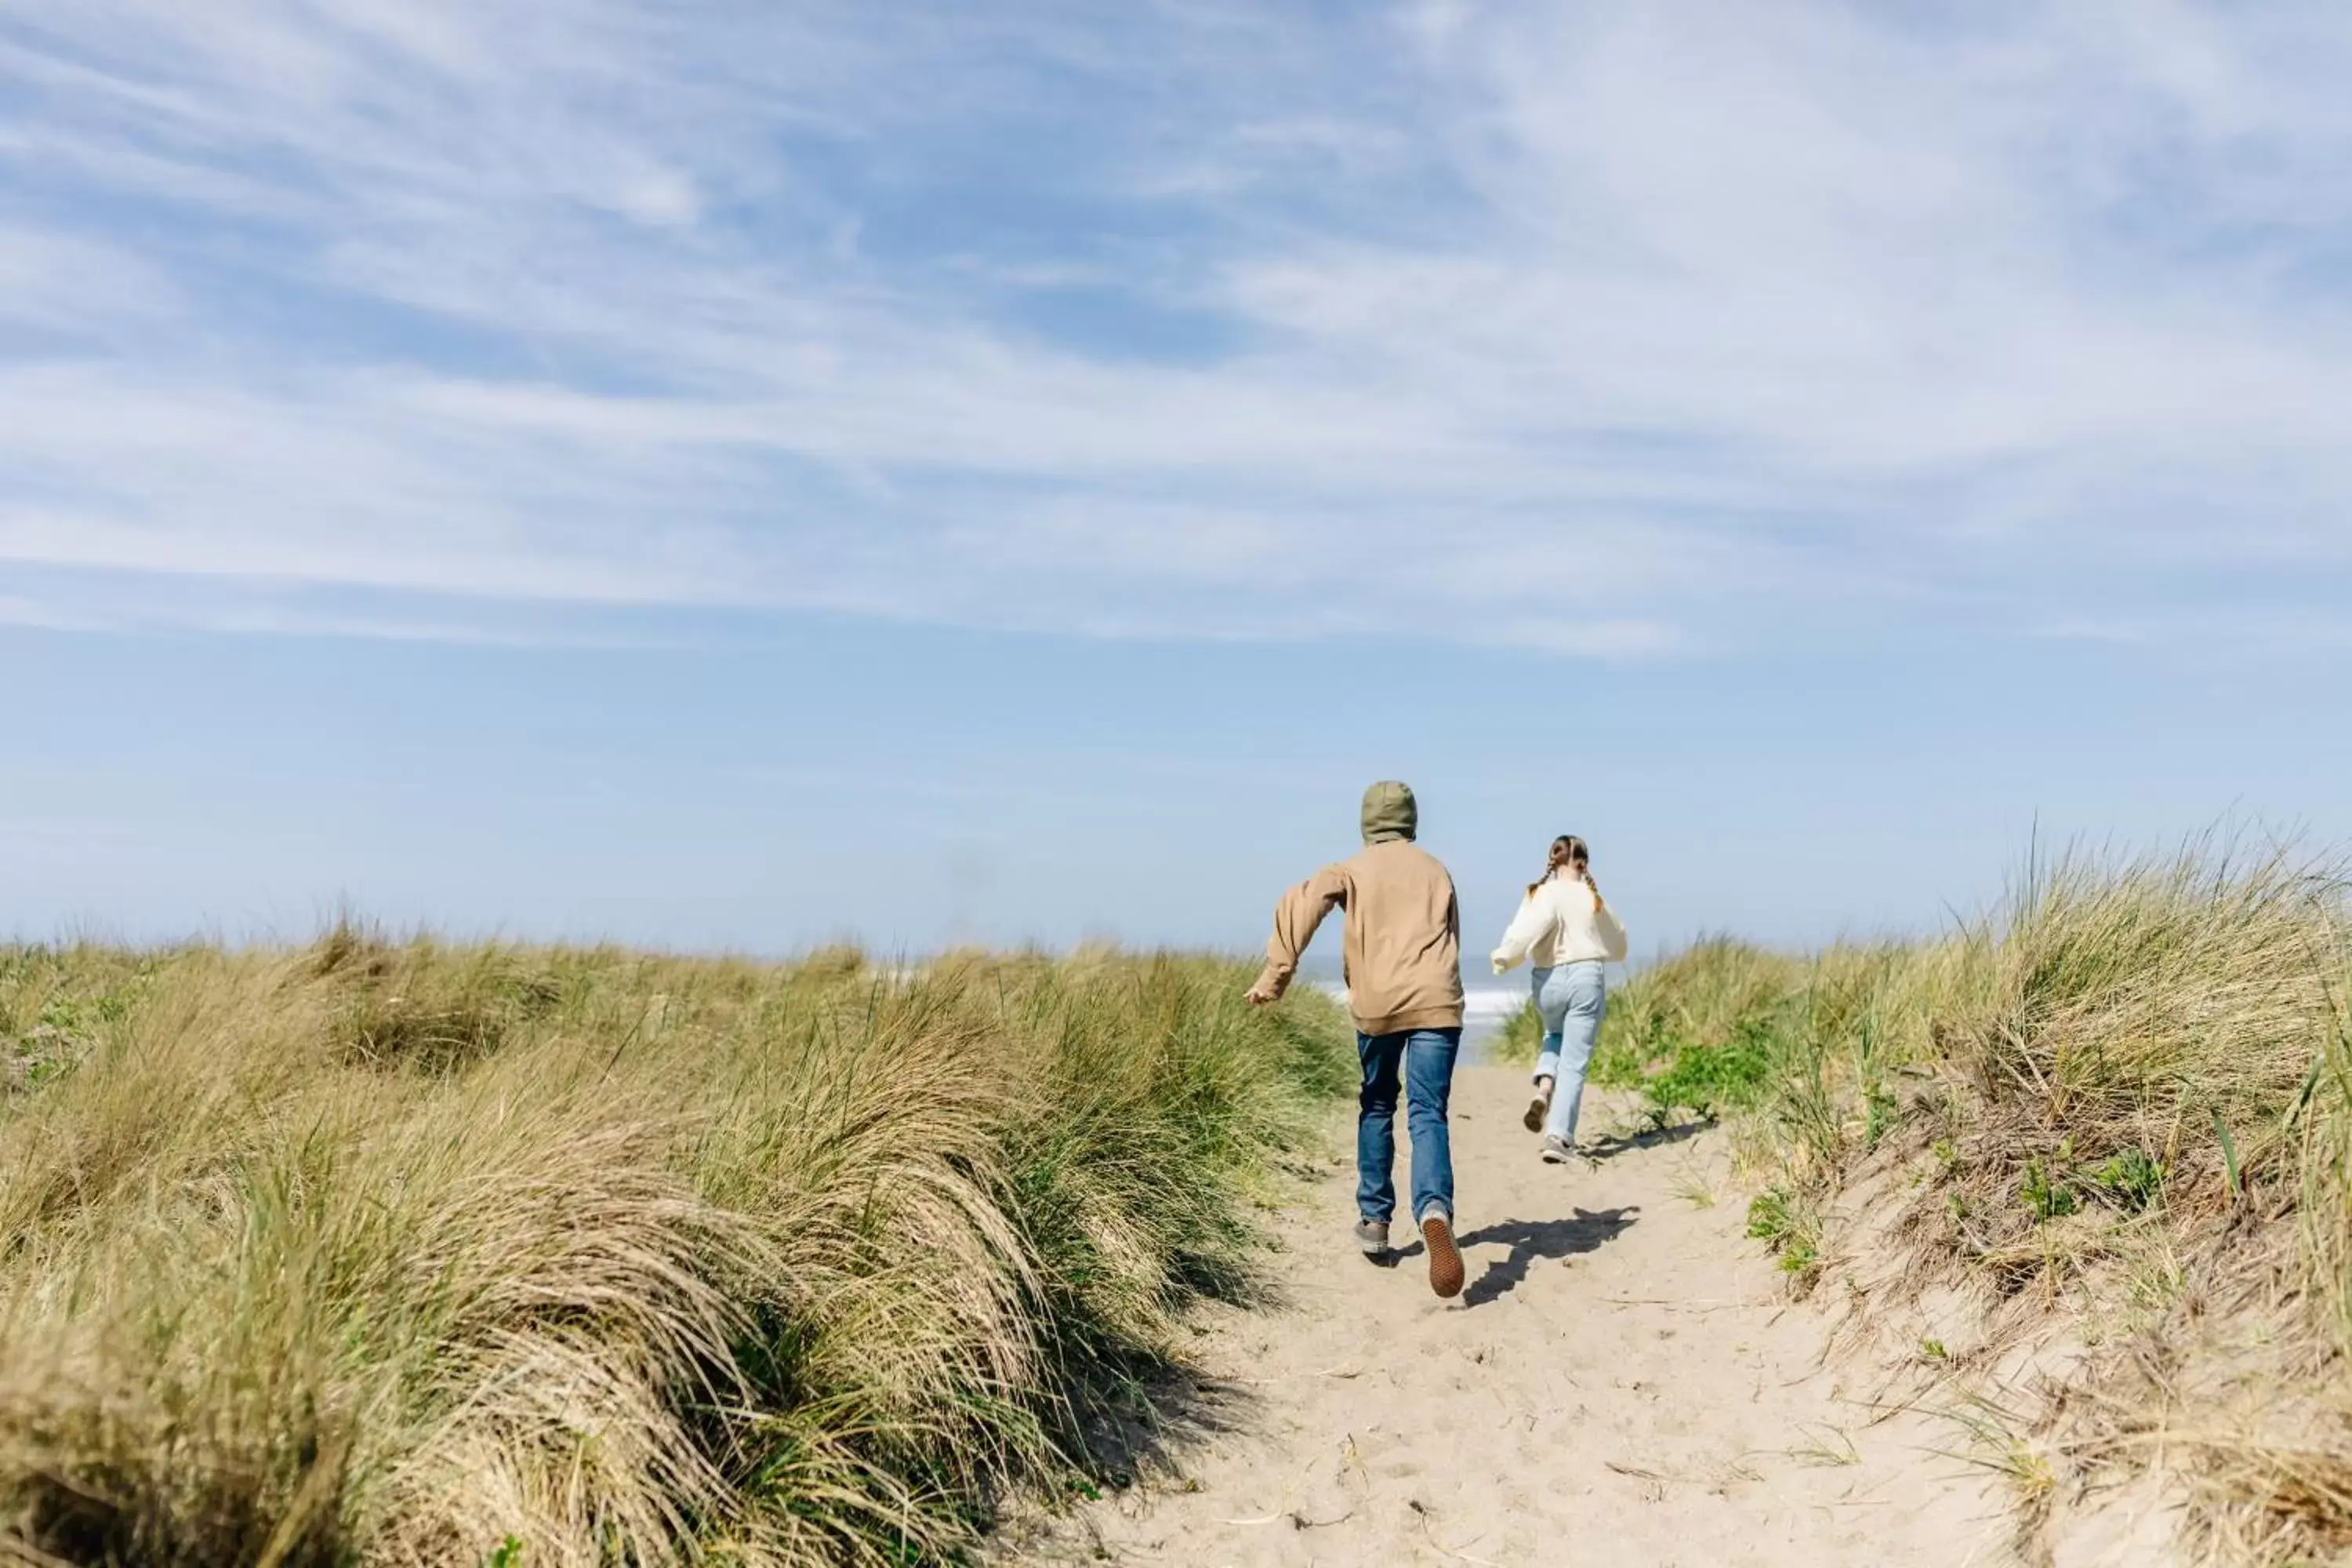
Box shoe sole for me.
[1523,1097,1547,1133]
[1421,1215,1465,1299]
[1541,1143,1571,1164]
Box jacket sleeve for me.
[1489,886,1552,973]
[1252,864,1348,999]
[1595,898,1630,963]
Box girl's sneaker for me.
[1353,1218,1391,1256]
[1523,1076,1554,1133]
[1540,1134,1575,1164]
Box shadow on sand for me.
[1362,1202,1643,1290]
[1058,1361,1265,1501]
[1581,1117,1711,1162]
[1455,1206,1640,1306]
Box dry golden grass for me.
[1599,835,2352,1562]
[0,932,1350,1566]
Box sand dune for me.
[1011,1068,2016,1567]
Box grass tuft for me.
[1618,833,2352,1561]
[0,938,1349,1566]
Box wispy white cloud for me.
[3,0,2350,657]
[0,227,180,328]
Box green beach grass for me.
[0,935,1351,1566]
[1503,837,2352,1558]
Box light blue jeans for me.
[1532,960,1606,1145]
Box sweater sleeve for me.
[1252,864,1348,1000]
[1490,887,1553,972]
[1595,899,1630,963]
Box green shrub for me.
[2018,1157,2078,1222]
[2088,1148,2166,1212]
[1744,1186,1822,1283]
[1639,1022,1778,1126]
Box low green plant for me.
[2088,1148,2166,1212]
[1640,1023,1777,1127]
[2019,1157,2078,1222]
[1747,1186,1798,1246]
[1746,1186,1821,1279]
[5,971,152,1094]
[1863,1083,1900,1150]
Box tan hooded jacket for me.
[1250,781,1466,1036]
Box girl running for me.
[1490,835,1628,1163]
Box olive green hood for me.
[1359,780,1417,844]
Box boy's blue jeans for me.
[1356,1026,1461,1225]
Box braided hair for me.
[1526,834,1602,907]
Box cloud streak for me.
[4,0,2351,656]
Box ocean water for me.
[1312,981,1528,1063]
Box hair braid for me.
[1527,834,1597,902]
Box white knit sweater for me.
[1490,875,1629,971]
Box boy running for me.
[1246,781,1468,1298]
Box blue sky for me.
[4,2,2350,956]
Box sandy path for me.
[1012,1067,2015,1568]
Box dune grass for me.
[1538,837,2352,1558]
[0,934,1350,1566]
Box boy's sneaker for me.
[1420,1210,1465,1299]
[1352,1218,1391,1256]
[1541,1134,1575,1164]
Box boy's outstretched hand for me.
[1244,978,1282,1007]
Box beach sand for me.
[1009,1066,2016,1567]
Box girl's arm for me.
[1593,891,1630,964]
[1488,886,1553,974]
